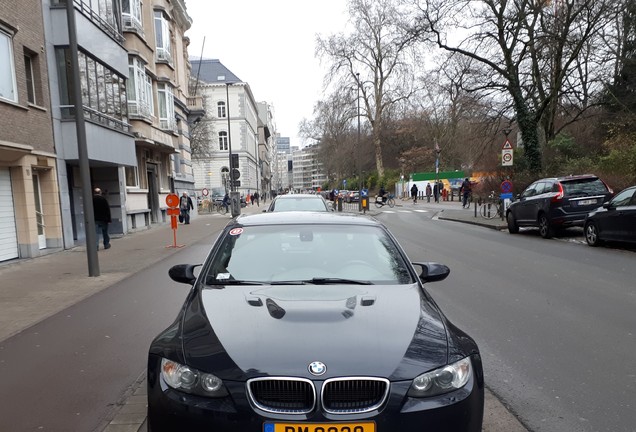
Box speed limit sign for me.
[502,149,514,166]
[202,188,209,197]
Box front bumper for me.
[147,355,484,432]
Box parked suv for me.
[506,174,613,238]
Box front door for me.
[146,164,159,223]
[32,173,46,249]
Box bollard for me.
[337,197,343,212]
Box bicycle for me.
[375,194,396,208]
[211,200,228,215]
[479,191,503,219]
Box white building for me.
[292,144,326,192]
[189,59,259,198]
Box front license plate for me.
[263,422,375,432]
[577,199,596,206]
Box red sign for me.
[502,139,513,150]
[167,207,181,216]
[501,180,513,193]
[166,193,179,208]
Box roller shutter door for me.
[0,168,19,261]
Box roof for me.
[231,211,380,227]
[189,58,242,85]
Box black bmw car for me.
[147,212,484,431]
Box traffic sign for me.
[502,139,513,150]
[202,188,209,196]
[165,193,179,207]
[233,180,241,187]
[501,192,513,200]
[232,168,241,180]
[167,207,181,216]
[502,149,514,166]
[501,180,513,193]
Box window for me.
[54,0,123,43]
[122,0,143,33]
[24,54,36,104]
[157,83,175,131]
[55,47,129,131]
[127,56,153,118]
[125,166,138,187]
[217,101,226,118]
[0,29,17,102]
[219,131,228,150]
[154,10,172,63]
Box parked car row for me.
[506,174,636,247]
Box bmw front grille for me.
[247,377,390,415]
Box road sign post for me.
[165,193,185,249]
[502,139,514,167]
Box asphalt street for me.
[0,199,548,432]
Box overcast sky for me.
[184,0,350,148]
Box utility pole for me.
[66,0,99,276]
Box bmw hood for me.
[181,284,449,381]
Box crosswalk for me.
[378,209,429,214]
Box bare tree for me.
[316,0,422,177]
[300,89,358,181]
[188,87,216,160]
[409,0,619,174]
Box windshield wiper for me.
[308,277,372,285]
[270,278,372,285]
[206,279,266,286]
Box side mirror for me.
[412,262,450,283]
[168,264,200,285]
[602,201,611,209]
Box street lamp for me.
[356,73,362,211]
[225,82,240,216]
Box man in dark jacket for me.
[179,191,194,224]
[93,188,111,250]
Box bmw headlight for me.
[161,358,228,397]
[408,357,472,397]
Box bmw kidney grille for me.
[247,377,389,415]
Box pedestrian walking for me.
[410,183,419,204]
[426,183,432,203]
[252,191,259,206]
[93,188,111,250]
[179,191,194,224]
[460,177,472,208]
[433,183,439,202]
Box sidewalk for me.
[0,199,524,432]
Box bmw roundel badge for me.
[308,361,327,376]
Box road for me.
[1,206,633,432]
[377,209,636,432]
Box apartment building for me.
[122,0,201,230]
[292,144,326,191]
[42,0,136,247]
[0,0,63,261]
[256,102,275,198]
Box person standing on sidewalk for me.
[93,188,111,250]
[252,191,259,206]
[426,183,432,202]
[179,191,194,224]
[410,183,419,203]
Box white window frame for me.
[0,29,18,103]
[217,101,226,118]
[154,10,172,63]
[219,131,228,150]
[157,82,175,131]
[127,56,153,118]
[122,0,143,32]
